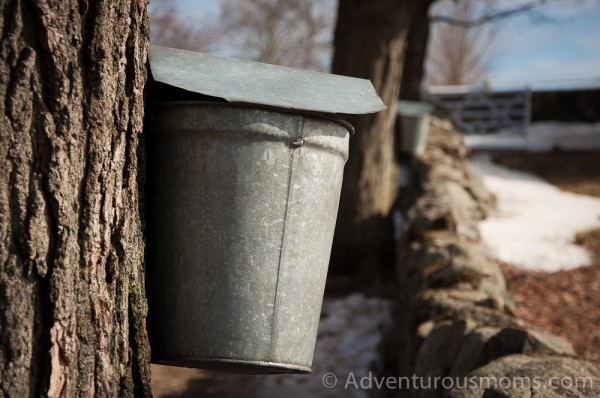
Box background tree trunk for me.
[330,0,433,280]
[0,1,151,396]
[400,3,433,101]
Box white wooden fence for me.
[426,86,532,135]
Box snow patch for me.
[245,294,394,398]
[472,155,600,271]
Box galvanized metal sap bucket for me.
[145,46,385,374]
[398,101,434,155]
[147,103,349,373]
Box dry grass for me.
[575,228,600,251]
[486,150,600,197]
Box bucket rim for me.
[151,356,312,375]
[149,100,356,136]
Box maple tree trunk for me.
[0,0,151,396]
[330,0,434,280]
[400,2,433,101]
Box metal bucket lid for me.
[149,45,386,116]
[398,100,434,117]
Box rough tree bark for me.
[330,0,434,280]
[400,2,434,101]
[0,1,151,396]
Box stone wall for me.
[391,117,600,397]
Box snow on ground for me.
[465,122,600,151]
[152,294,394,398]
[471,155,600,272]
[243,294,394,398]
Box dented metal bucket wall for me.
[146,103,349,374]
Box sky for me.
[488,1,600,84]
[155,0,600,86]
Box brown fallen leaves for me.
[500,228,600,362]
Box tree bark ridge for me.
[0,1,151,396]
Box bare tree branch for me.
[427,0,500,85]
[219,0,335,71]
[150,0,218,52]
[430,0,552,27]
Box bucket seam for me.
[269,115,304,361]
